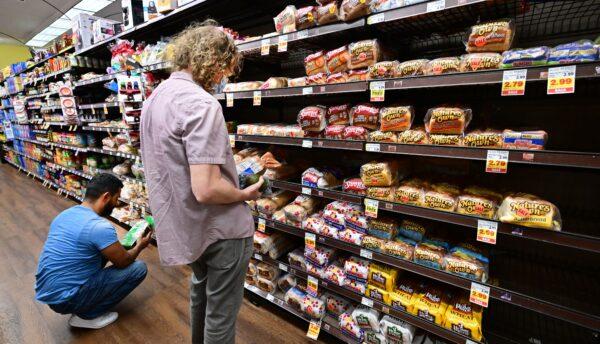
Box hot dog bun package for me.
[317,3,340,25]
[298,105,327,132]
[424,107,472,135]
[360,160,400,187]
[411,286,451,325]
[324,124,346,139]
[345,277,367,294]
[380,315,416,344]
[288,77,307,87]
[326,46,351,74]
[548,40,599,64]
[397,59,429,77]
[348,39,381,70]
[459,53,502,72]
[443,295,484,341]
[327,104,351,125]
[347,68,370,81]
[428,134,463,146]
[260,77,288,89]
[457,186,503,219]
[414,238,450,269]
[305,245,338,267]
[398,127,428,144]
[305,51,327,76]
[498,193,561,230]
[395,178,428,207]
[278,274,297,293]
[368,60,400,79]
[257,262,280,281]
[379,106,414,132]
[340,0,373,22]
[466,20,514,53]
[296,6,317,30]
[274,5,296,34]
[339,228,365,246]
[352,305,381,332]
[443,244,489,282]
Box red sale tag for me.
[476,220,498,245]
[485,150,509,174]
[501,69,526,96]
[547,65,575,95]
[470,282,490,308]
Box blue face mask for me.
[214,77,228,94]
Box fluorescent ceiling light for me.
[75,0,114,13]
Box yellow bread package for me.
[389,280,419,313]
[367,186,396,202]
[368,130,398,143]
[497,193,561,230]
[424,183,461,212]
[395,178,429,207]
[463,130,503,148]
[428,134,463,146]
[360,160,400,187]
[424,107,472,135]
[411,286,451,325]
[397,127,428,144]
[366,284,391,305]
[457,186,503,219]
[443,296,483,341]
[368,263,398,291]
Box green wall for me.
[0,44,32,70]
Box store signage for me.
[370,81,385,102]
[306,319,322,340]
[302,139,313,148]
[501,69,527,96]
[469,282,490,308]
[302,87,313,95]
[360,249,373,260]
[302,187,312,195]
[485,150,508,173]
[361,297,374,307]
[547,65,576,94]
[261,39,270,56]
[253,91,261,106]
[307,276,319,297]
[277,35,288,52]
[476,220,498,245]
[226,93,233,107]
[266,294,275,302]
[364,198,379,218]
[257,218,266,232]
[278,263,288,272]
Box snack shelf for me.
[235,134,364,151]
[81,126,133,133]
[216,81,368,100]
[5,46,74,79]
[119,198,150,214]
[86,147,140,160]
[255,217,600,332]
[87,166,145,186]
[23,68,72,86]
[46,162,93,180]
[78,102,120,110]
[3,146,42,162]
[74,73,120,87]
[24,90,59,100]
[15,137,50,146]
[40,105,61,112]
[270,180,600,254]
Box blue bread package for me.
[501,46,549,68]
[413,238,450,270]
[443,244,489,282]
[398,219,426,242]
[548,40,598,64]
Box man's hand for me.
[242,177,264,201]
[137,229,154,250]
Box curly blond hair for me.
[169,20,241,91]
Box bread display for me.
[396,59,429,77]
[460,53,502,72]
[298,105,327,132]
[317,3,340,25]
[340,0,372,22]
[348,40,381,70]
[425,57,461,75]
[305,51,327,76]
[296,6,317,30]
[379,106,413,132]
[466,20,514,53]
[368,60,400,79]
[424,107,472,135]
[498,193,561,230]
[326,46,351,74]
[463,130,503,148]
[350,103,379,130]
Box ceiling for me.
[0,0,122,46]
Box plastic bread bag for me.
[246,273,258,286]
[425,57,461,75]
[398,218,427,241]
[323,207,346,230]
[344,256,371,281]
[272,209,287,223]
[263,164,297,181]
[368,217,399,240]
[548,40,599,64]
[352,305,381,332]
[296,6,317,30]
[501,46,550,68]
[247,259,258,276]
[305,245,337,267]
[368,131,398,143]
[443,295,484,341]
[327,104,351,125]
[466,19,514,53]
[380,315,416,344]
[366,284,391,306]
[278,274,297,293]
[288,248,307,270]
[414,238,450,269]
[340,312,365,341]
[326,293,352,317]
[502,130,547,150]
[379,106,414,132]
[298,105,327,132]
[283,203,311,223]
[463,129,503,148]
[325,201,361,214]
[368,263,398,291]
[428,134,463,146]
[347,68,369,81]
[306,260,327,279]
[459,53,502,72]
[340,0,373,22]
[365,330,388,344]
[326,72,349,84]
[323,124,345,139]
[371,0,402,13]
[317,3,340,25]
[389,280,420,313]
[268,239,297,260]
[443,243,489,282]
[292,195,318,211]
[320,223,341,239]
[384,235,417,260]
[396,59,429,77]
[307,72,328,85]
[259,77,288,90]
[285,286,306,311]
[348,39,381,70]
[303,213,325,233]
[256,191,294,217]
[339,228,365,246]
[235,81,264,91]
[360,160,399,187]
[368,60,400,79]
[497,193,561,230]
[274,5,296,33]
[424,107,472,135]
[343,126,369,141]
[345,210,369,234]
[288,77,307,87]
[395,178,428,207]
[324,263,347,286]
[301,294,326,319]
[257,262,280,281]
[257,276,277,294]
[424,183,461,212]
[350,103,380,130]
[343,177,368,196]
[326,46,351,74]
[362,235,386,252]
[411,286,452,325]
[457,186,503,219]
[304,51,327,76]
[302,167,342,189]
[397,127,428,144]
[253,231,285,254]
[367,186,396,202]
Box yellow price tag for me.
[364,198,379,218]
[370,81,385,102]
[103,104,108,114]
[229,134,235,148]
[547,65,575,95]
[226,93,234,107]
[501,69,527,96]
[260,39,270,56]
[485,150,509,173]
[476,220,498,245]
[306,320,322,340]
[257,218,266,232]
[277,35,288,53]
[469,282,490,308]
[253,91,261,106]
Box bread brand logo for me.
[451,323,472,337]
[475,21,506,35]
[416,247,441,262]
[458,198,493,214]
[399,130,426,143]
[344,180,365,189]
[469,55,502,70]
[387,244,408,258]
[366,332,382,344]
[382,108,409,121]
[402,221,425,234]
[369,188,392,199]
[447,259,477,275]
[432,60,459,74]
[355,105,378,115]
[424,292,441,304]
[387,327,404,341]
[430,135,460,145]
[370,288,383,301]
[363,166,384,177]
[510,201,550,216]
[454,302,473,314]
[352,42,374,59]
[464,133,501,146]
[398,284,414,294]
[372,273,385,284]
[432,109,462,122]
[418,309,434,322]
[397,188,419,202]
[301,108,322,118]
[425,195,454,209]
[391,300,406,311]
[305,51,323,62]
[400,61,424,75]
[356,314,371,328]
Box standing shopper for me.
[140,20,263,344]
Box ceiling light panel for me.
[75,0,114,13]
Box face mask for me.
[214,76,228,94]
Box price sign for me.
[260,39,270,56]
[307,275,319,297]
[364,198,379,218]
[477,220,498,245]
[253,91,261,106]
[367,13,385,25]
[103,104,108,114]
[361,297,374,308]
[297,30,308,40]
[305,232,316,251]
[266,293,275,302]
[365,143,381,152]
[91,107,96,115]
[257,218,266,232]
[501,69,527,96]
[302,187,312,195]
[277,35,288,52]
[485,150,509,173]
[547,65,576,94]
[229,134,235,148]
[302,139,313,148]
[469,282,490,308]
[370,81,385,102]
[302,87,313,95]
[278,263,288,272]
[226,93,234,107]
[426,0,446,12]
[306,319,322,340]
[360,249,373,260]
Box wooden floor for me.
[0,163,339,344]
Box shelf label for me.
[361,297,374,308]
[266,293,275,302]
[365,143,381,152]
[364,198,379,218]
[301,187,312,195]
[253,253,262,261]
[277,35,288,52]
[476,220,498,245]
[306,319,322,340]
[305,232,316,251]
[253,91,261,106]
[427,0,446,12]
[360,249,373,260]
[466,340,478,344]
[307,275,319,297]
[302,139,313,148]
[226,93,234,107]
[91,107,96,115]
[260,39,270,56]
[278,263,288,272]
[229,134,236,148]
[501,69,527,96]
[469,282,490,308]
[302,87,313,95]
[381,306,390,314]
[547,65,575,94]
[367,13,385,25]
[257,218,266,232]
[485,150,509,173]
[103,104,108,114]
[370,81,385,102]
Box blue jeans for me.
[49,261,147,319]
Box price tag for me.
[361,297,374,308]
[307,276,319,297]
[476,220,498,244]
[426,0,446,12]
[466,340,478,344]
[469,282,490,308]
[119,103,126,114]
[365,143,381,152]
[305,232,316,251]
[297,30,308,40]
[68,125,73,131]
[91,107,96,115]
[302,87,313,95]
[277,35,288,52]
[370,81,385,102]
[302,139,313,148]
[229,134,235,148]
[485,150,509,173]
[74,125,78,131]
[547,65,576,94]
[501,69,527,96]
[266,293,275,302]
[364,198,379,218]
[367,13,385,25]
[226,93,234,107]
[103,104,108,114]
[278,263,288,272]
[382,306,390,314]
[257,218,266,232]
[306,320,322,340]
[253,91,261,106]
[301,187,312,195]
[260,39,270,56]
[360,249,373,260]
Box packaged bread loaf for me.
[424,183,460,212]
[467,20,514,53]
[366,284,391,305]
[260,77,288,89]
[424,107,472,135]
[285,286,306,311]
[257,276,277,294]
[368,60,400,79]
[425,57,461,75]
[398,219,427,242]
[256,191,294,217]
[367,186,396,202]
[502,46,549,68]
[395,179,428,207]
[274,5,297,33]
[288,248,307,270]
[443,296,483,341]
[298,105,327,132]
[352,306,381,332]
[368,263,398,291]
[307,72,328,85]
[303,213,325,234]
[397,127,428,144]
[347,69,369,81]
[390,280,419,313]
[345,277,367,294]
[302,167,341,188]
[305,245,337,267]
[339,228,365,246]
[360,160,398,187]
[324,264,346,286]
[323,208,346,230]
[411,286,451,325]
[397,59,428,77]
[245,273,258,286]
[301,294,326,319]
[414,238,450,269]
[460,53,502,72]
[317,3,340,25]
[326,293,352,317]
[368,131,398,143]
[296,6,317,30]
[283,203,312,222]
[502,130,547,150]
[384,236,417,260]
[233,81,263,91]
[327,104,351,125]
[343,177,368,195]
[549,40,599,64]
[368,217,399,240]
[343,126,369,141]
[348,39,381,69]
[257,262,280,281]
[345,256,371,281]
[350,104,380,130]
[340,0,373,22]
[278,274,297,293]
[457,186,502,219]
[345,212,369,234]
[362,235,386,252]
[463,130,503,148]
[326,72,348,84]
[324,124,346,139]
[498,193,561,230]
[305,51,327,76]
[340,312,365,341]
[288,77,307,87]
[380,315,416,344]
[428,134,463,146]
[379,106,414,132]
[326,46,351,74]
[443,244,489,282]
[364,329,387,344]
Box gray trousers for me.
[188,237,253,344]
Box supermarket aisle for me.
[0,164,329,344]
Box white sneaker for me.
[68,312,119,329]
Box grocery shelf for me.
[3,146,42,162]
[216,81,368,100]
[270,180,600,254]
[23,68,72,86]
[119,198,150,215]
[23,90,59,100]
[40,105,61,112]
[86,147,139,160]
[74,74,120,87]
[6,46,74,79]
[235,134,364,151]
[78,102,120,110]
[81,126,134,133]
[46,162,93,180]
[87,167,145,186]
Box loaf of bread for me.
[428,134,463,146]
[326,46,351,74]
[317,3,340,25]
[260,77,288,89]
[326,72,348,84]
[351,103,380,130]
[296,6,317,30]
[380,106,413,132]
[425,57,461,75]
[368,60,400,79]
[443,296,483,341]
[443,244,489,282]
[347,69,369,81]
[502,130,547,150]
[397,127,428,144]
[288,77,307,87]
[274,5,296,33]
[367,186,396,202]
[305,51,327,76]
[413,238,449,270]
[324,124,345,139]
[342,126,368,141]
[368,263,398,291]
[502,46,550,68]
[340,0,372,22]
[367,217,399,240]
[360,160,398,187]
[457,186,503,219]
[467,20,514,53]
[368,130,397,143]
[498,193,561,230]
[397,59,429,77]
[424,107,472,135]
[460,53,502,72]
[463,130,503,148]
[411,286,451,325]
[327,104,351,125]
[348,39,381,70]
[306,72,328,85]
[395,178,428,207]
[424,183,460,212]
[298,105,327,132]
[384,236,416,261]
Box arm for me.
[100,230,153,268]
[191,164,263,204]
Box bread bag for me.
[395,179,428,207]
[296,6,317,30]
[348,39,381,69]
[424,107,472,135]
[379,105,414,132]
[502,130,547,150]
[463,130,503,148]
[466,20,514,53]
[497,193,561,230]
[274,5,296,33]
[343,126,369,140]
[397,127,428,144]
[340,0,373,22]
[368,60,400,79]
[350,103,380,130]
[425,57,461,75]
[414,238,450,269]
[443,295,483,341]
[411,287,451,325]
[305,51,327,76]
[424,183,460,212]
[298,105,327,132]
[326,46,351,74]
[502,46,549,68]
[360,160,399,187]
[457,186,502,219]
[317,3,340,25]
[397,59,428,77]
[460,53,502,72]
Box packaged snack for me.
[345,212,369,234]
[457,186,502,219]
[384,236,416,260]
[257,276,277,294]
[466,20,514,53]
[501,46,550,68]
[352,306,381,331]
[443,244,489,282]
[398,219,426,241]
[362,235,386,252]
[548,40,598,64]
[306,260,327,278]
[256,191,294,217]
[389,280,419,313]
[344,256,371,281]
[343,177,368,195]
[288,248,307,270]
[317,3,340,25]
[460,53,502,72]
[340,312,365,341]
[257,262,280,281]
[303,213,325,233]
[343,126,369,141]
[285,286,306,311]
[365,330,388,344]
[424,183,460,212]
[302,167,341,188]
[274,5,297,33]
[347,69,369,81]
[339,228,365,246]
[301,294,326,319]
[397,127,428,144]
[348,39,381,70]
[340,0,373,22]
[350,104,380,130]
[305,245,337,267]
[443,296,484,341]
[502,130,547,150]
[424,107,472,135]
[260,77,288,89]
[414,239,450,269]
[411,287,451,325]
[326,46,351,74]
[368,217,399,240]
[327,104,351,125]
[283,203,311,222]
[345,277,367,294]
[368,60,400,79]
[298,105,327,132]
[379,106,414,132]
[368,263,398,291]
[296,6,317,30]
[278,274,297,292]
[463,130,503,148]
[360,160,398,187]
[326,293,352,317]
[379,315,416,344]
[325,264,346,286]
[320,223,340,239]
[428,134,463,146]
[396,59,428,77]
[305,51,327,76]
[367,186,396,202]
[326,72,348,84]
[425,57,461,75]
[498,193,561,230]
[395,179,428,207]
[368,131,398,143]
